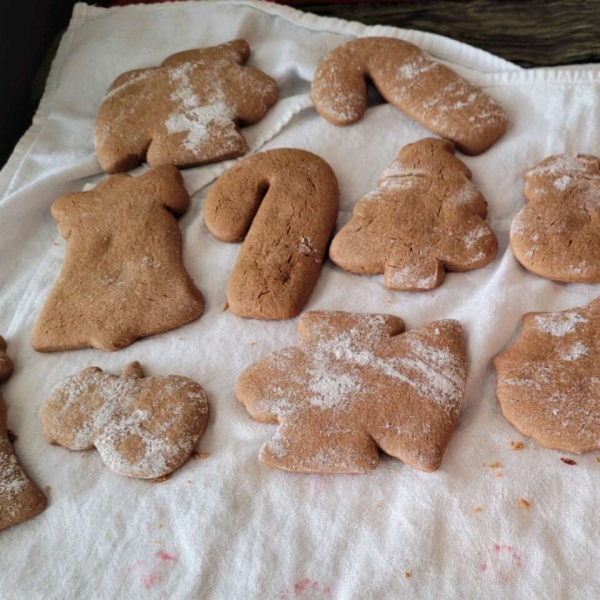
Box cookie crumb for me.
[222,302,229,312]
[152,475,169,483]
[473,507,483,514]
[489,462,503,469]
[157,523,164,528]
[249,342,256,347]
[404,572,411,578]
[518,498,530,509]
[495,471,503,478]
[187,480,192,484]
[374,502,381,509]
[510,441,524,451]
[44,486,52,493]
[192,451,210,460]
[560,457,577,466]
[597,457,600,463]
[7,430,18,443]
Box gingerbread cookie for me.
[494,298,600,454]
[0,336,13,382]
[510,154,600,283]
[0,344,46,532]
[329,138,497,291]
[204,149,339,319]
[40,362,209,479]
[95,40,278,173]
[311,37,508,155]
[236,311,466,473]
[32,166,204,352]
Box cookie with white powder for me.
[0,342,46,532]
[32,166,204,352]
[329,138,497,291]
[494,298,600,453]
[204,148,339,319]
[40,362,209,479]
[95,40,278,173]
[311,37,508,155]
[236,311,467,473]
[510,154,600,283]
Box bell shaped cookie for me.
[32,166,204,352]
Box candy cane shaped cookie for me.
[311,37,508,155]
[204,149,339,319]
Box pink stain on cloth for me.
[478,543,524,582]
[130,550,178,591]
[280,578,332,599]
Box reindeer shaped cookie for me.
[330,138,498,291]
[96,40,278,173]
[236,311,467,473]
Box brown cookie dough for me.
[204,148,339,319]
[32,166,204,352]
[40,362,210,479]
[329,138,497,291]
[494,298,600,454]
[0,336,13,382]
[311,37,508,155]
[510,154,600,282]
[236,311,466,473]
[96,40,278,173]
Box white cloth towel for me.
[1,2,599,598]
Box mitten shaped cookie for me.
[32,166,204,352]
[510,154,600,282]
[204,149,339,319]
[96,40,278,173]
[494,298,600,454]
[0,336,13,382]
[311,37,508,155]
[330,138,497,291]
[40,362,209,479]
[236,311,466,473]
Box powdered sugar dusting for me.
[164,62,239,155]
[559,341,589,362]
[534,310,589,337]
